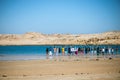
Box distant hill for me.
[0,31,120,45]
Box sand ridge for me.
[0,31,120,45]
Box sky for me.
[0,0,120,34]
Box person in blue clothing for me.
[65,47,68,55]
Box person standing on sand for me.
[80,48,84,57]
[97,47,100,58]
[46,48,49,56]
[62,47,65,56]
[53,47,57,56]
[75,48,78,56]
[94,47,97,56]
[102,47,105,57]
[105,47,108,57]
[115,47,118,55]
[49,48,53,56]
[99,47,101,55]
[65,47,68,55]
[111,48,114,57]
[85,47,87,55]
[56,47,59,56]
[58,47,61,56]
[68,47,71,56]
[78,47,81,56]
[46,48,49,59]
[71,47,75,55]
[108,47,111,58]
[87,47,90,55]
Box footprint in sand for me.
[61,73,64,75]
[75,73,78,75]
[118,71,120,73]
[39,74,42,76]
[2,74,7,77]
[23,74,27,77]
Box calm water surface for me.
[0,45,120,61]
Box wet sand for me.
[0,57,120,80]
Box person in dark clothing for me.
[46,48,49,56]
[58,47,61,55]
[105,47,108,54]
[46,48,49,59]
[106,47,109,57]
[99,48,102,54]
[78,47,81,56]
[85,47,87,54]
[97,47,100,57]
[78,47,81,52]
[68,47,71,56]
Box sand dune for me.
[0,31,120,45]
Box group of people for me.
[46,47,78,56]
[46,46,119,58]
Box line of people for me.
[46,46,119,58]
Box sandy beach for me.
[1,0,120,79]
[0,57,120,80]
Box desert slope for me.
[0,31,120,45]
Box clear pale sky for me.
[0,0,120,34]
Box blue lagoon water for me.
[0,45,51,60]
[0,45,120,61]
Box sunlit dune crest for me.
[0,31,120,45]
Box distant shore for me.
[0,31,120,45]
[3,43,120,46]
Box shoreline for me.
[0,44,120,46]
[1,55,120,61]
